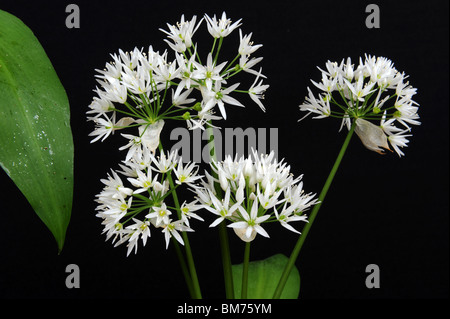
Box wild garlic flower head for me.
[194,149,318,242]
[299,54,420,157]
[87,12,269,154]
[95,148,204,256]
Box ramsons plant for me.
[87,12,420,300]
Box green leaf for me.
[0,10,73,253]
[232,254,300,299]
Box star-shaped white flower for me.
[228,199,270,241]
[204,12,241,38]
[204,188,243,227]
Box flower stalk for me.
[205,123,235,299]
[160,143,202,299]
[241,241,251,299]
[171,238,195,298]
[273,120,356,299]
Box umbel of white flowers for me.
[194,149,319,242]
[87,12,269,155]
[299,54,420,157]
[94,148,205,256]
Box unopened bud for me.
[193,102,202,112]
[182,111,191,120]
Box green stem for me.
[205,123,235,299]
[221,53,241,76]
[272,120,356,299]
[213,37,224,64]
[172,238,195,298]
[241,241,251,299]
[158,143,202,299]
[219,222,234,298]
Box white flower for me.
[387,131,412,157]
[97,194,132,220]
[149,150,178,173]
[152,179,170,196]
[365,54,397,86]
[98,169,133,199]
[119,134,143,162]
[238,29,262,56]
[146,203,172,227]
[88,114,116,143]
[341,57,355,81]
[318,60,341,79]
[127,168,157,194]
[175,51,198,89]
[125,218,151,256]
[274,205,308,234]
[299,88,331,120]
[202,82,244,120]
[161,219,193,249]
[121,66,152,95]
[153,58,181,83]
[311,72,338,94]
[393,99,421,128]
[204,188,243,227]
[118,48,142,70]
[204,12,242,38]
[172,86,195,108]
[87,96,114,118]
[103,78,128,104]
[257,184,284,210]
[89,113,135,143]
[101,218,125,245]
[180,200,204,227]
[160,14,202,52]
[344,76,376,101]
[248,69,269,112]
[173,159,203,186]
[239,55,264,77]
[95,55,122,80]
[192,53,227,91]
[283,183,318,213]
[228,199,270,242]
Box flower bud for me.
[243,158,254,178]
[235,174,246,203]
[193,102,202,112]
[182,111,191,120]
[218,169,229,192]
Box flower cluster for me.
[299,54,420,156]
[194,150,318,242]
[94,149,204,256]
[87,12,269,157]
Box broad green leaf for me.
[0,9,73,253]
[232,254,300,299]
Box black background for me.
[0,0,448,304]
